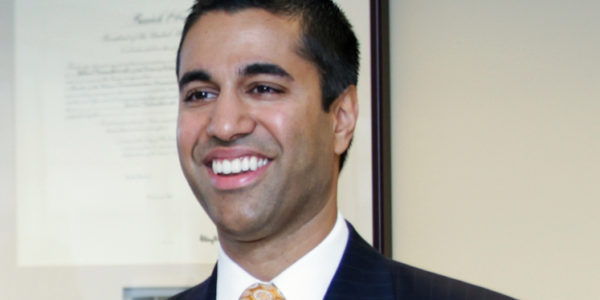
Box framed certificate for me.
[5,0,388,298]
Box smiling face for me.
[177,9,355,244]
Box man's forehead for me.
[181,9,302,56]
[178,9,310,80]
[192,8,301,34]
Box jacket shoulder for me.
[331,222,515,300]
[384,258,515,300]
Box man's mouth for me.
[210,156,270,175]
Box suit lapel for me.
[201,266,218,300]
[172,265,217,300]
[324,223,395,300]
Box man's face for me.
[177,9,345,242]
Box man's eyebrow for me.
[240,63,294,80]
[178,69,211,91]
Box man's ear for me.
[331,85,359,155]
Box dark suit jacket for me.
[170,223,515,300]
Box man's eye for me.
[250,85,283,94]
[184,90,217,102]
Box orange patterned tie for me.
[239,283,286,300]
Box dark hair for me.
[176,0,359,169]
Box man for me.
[171,0,514,299]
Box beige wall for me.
[0,0,15,297]
[390,1,600,299]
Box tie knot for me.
[239,283,286,300]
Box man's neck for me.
[219,199,338,281]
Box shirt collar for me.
[216,212,349,300]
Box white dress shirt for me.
[216,212,349,300]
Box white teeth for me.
[212,160,223,174]
[231,158,241,173]
[241,157,250,171]
[222,160,232,174]
[249,156,258,171]
[211,156,269,175]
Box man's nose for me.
[206,91,255,142]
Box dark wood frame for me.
[370,0,392,258]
